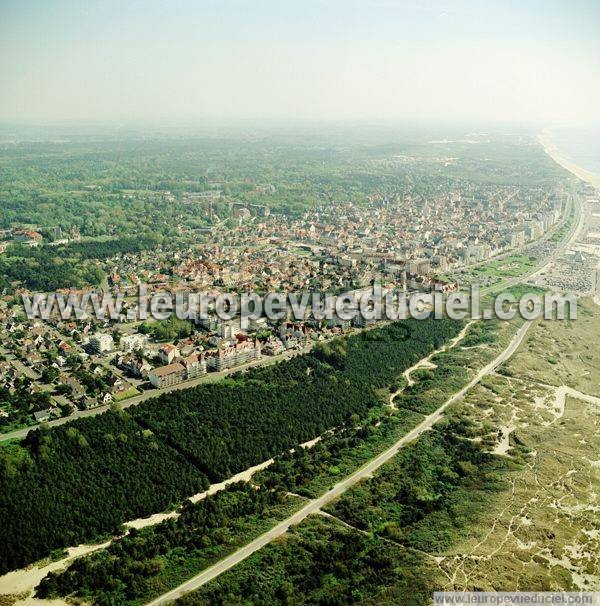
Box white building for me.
[89,333,114,354]
[158,343,179,364]
[120,333,148,352]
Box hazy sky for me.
[1,0,599,126]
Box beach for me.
[540,128,600,189]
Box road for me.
[480,191,584,297]
[1,193,584,444]
[144,319,533,606]
[0,345,309,442]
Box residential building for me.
[149,362,186,388]
[89,333,115,354]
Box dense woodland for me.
[37,483,290,606]
[0,317,462,574]
[0,411,207,573]
[176,515,436,606]
[0,236,161,292]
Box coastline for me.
[539,128,600,189]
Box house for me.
[14,229,43,246]
[149,362,186,388]
[118,355,152,378]
[61,375,86,398]
[34,408,52,422]
[79,396,98,409]
[158,343,179,364]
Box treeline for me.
[256,409,421,498]
[37,483,289,606]
[0,253,103,292]
[0,410,207,574]
[1,236,160,291]
[0,317,462,573]
[64,235,162,260]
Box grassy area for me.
[427,317,600,589]
[174,304,600,599]
[503,297,600,396]
[474,254,538,278]
[114,387,140,401]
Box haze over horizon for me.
[1,0,599,127]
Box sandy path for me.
[388,321,475,408]
[144,320,532,606]
[0,542,111,603]
[0,434,321,603]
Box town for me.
[0,147,589,436]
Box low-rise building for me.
[158,343,179,364]
[118,354,152,378]
[149,362,185,388]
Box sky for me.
[0,0,599,126]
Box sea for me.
[547,125,600,181]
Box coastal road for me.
[1,194,583,444]
[480,191,584,297]
[144,319,533,606]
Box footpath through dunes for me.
[0,316,480,605]
[0,434,318,605]
[0,317,462,577]
[142,321,532,606]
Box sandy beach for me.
[539,128,600,189]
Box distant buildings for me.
[13,228,43,246]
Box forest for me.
[0,236,160,292]
[0,316,462,574]
[0,410,207,574]
[36,483,297,606]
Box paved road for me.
[0,345,309,442]
[144,319,533,606]
[480,192,584,297]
